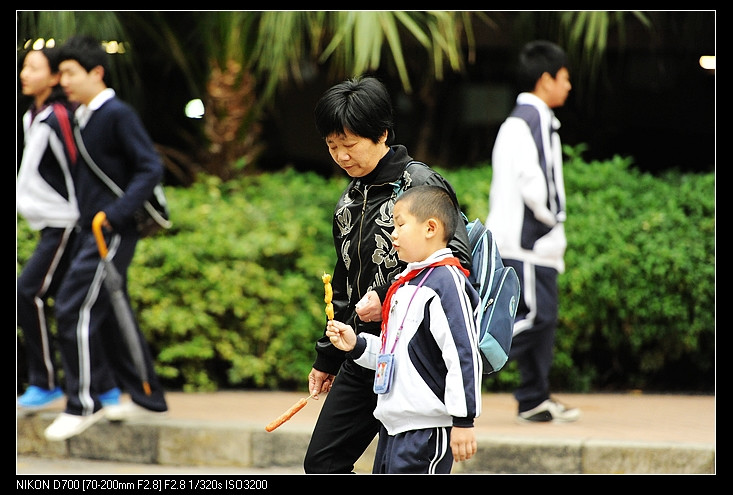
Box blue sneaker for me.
[99,387,121,407]
[17,386,64,410]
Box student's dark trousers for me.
[17,226,76,391]
[504,259,559,413]
[54,228,167,416]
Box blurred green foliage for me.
[17,150,715,393]
[444,146,715,393]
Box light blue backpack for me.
[466,218,520,375]
[396,162,520,375]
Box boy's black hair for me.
[58,35,109,83]
[516,40,568,93]
[396,185,458,243]
[314,76,395,145]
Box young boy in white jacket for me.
[327,185,482,474]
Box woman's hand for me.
[355,290,383,323]
[308,368,335,399]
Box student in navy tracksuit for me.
[17,46,120,412]
[486,40,580,423]
[43,36,167,442]
[327,185,482,474]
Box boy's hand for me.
[326,320,357,352]
[450,426,477,462]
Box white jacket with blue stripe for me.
[348,248,483,435]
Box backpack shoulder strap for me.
[72,124,125,198]
[51,103,77,165]
[403,160,463,214]
[403,160,432,187]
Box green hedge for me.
[448,147,715,393]
[17,150,715,393]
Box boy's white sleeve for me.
[351,334,380,370]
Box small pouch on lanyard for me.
[374,353,395,394]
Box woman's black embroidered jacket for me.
[313,145,472,375]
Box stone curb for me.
[17,412,715,474]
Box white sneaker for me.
[518,398,581,423]
[105,401,167,422]
[44,410,106,441]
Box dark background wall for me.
[260,11,715,176]
[21,12,712,177]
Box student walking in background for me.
[17,46,120,414]
[327,185,482,473]
[486,40,580,423]
[43,35,168,441]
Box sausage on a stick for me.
[265,273,334,432]
[265,395,313,432]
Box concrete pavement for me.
[16,391,716,475]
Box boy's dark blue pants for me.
[17,226,77,391]
[54,228,167,416]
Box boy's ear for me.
[539,71,554,89]
[90,65,105,82]
[533,72,554,101]
[425,218,438,238]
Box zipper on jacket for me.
[351,176,403,305]
[355,185,370,302]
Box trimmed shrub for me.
[17,150,714,393]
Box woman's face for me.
[20,50,57,101]
[324,128,389,178]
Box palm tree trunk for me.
[203,59,263,180]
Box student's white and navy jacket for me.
[347,248,483,436]
[486,92,567,272]
[17,104,78,231]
